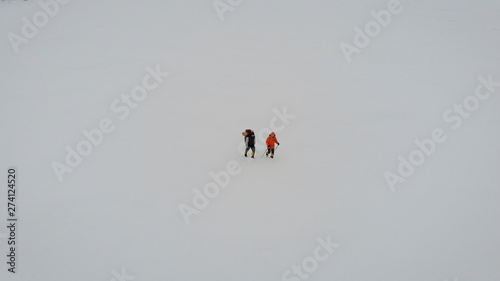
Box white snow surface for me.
[1,0,500,281]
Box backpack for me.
[244,129,255,146]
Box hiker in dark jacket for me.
[242,129,256,158]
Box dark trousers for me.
[267,148,275,154]
[245,146,255,154]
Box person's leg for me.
[266,148,270,156]
[245,147,249,157]
[251,146,255,158]
[271,148,275,158]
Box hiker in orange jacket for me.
[265,132,280,158]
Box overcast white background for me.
[1,0,500,280]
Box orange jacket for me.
[266,133,279,149]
